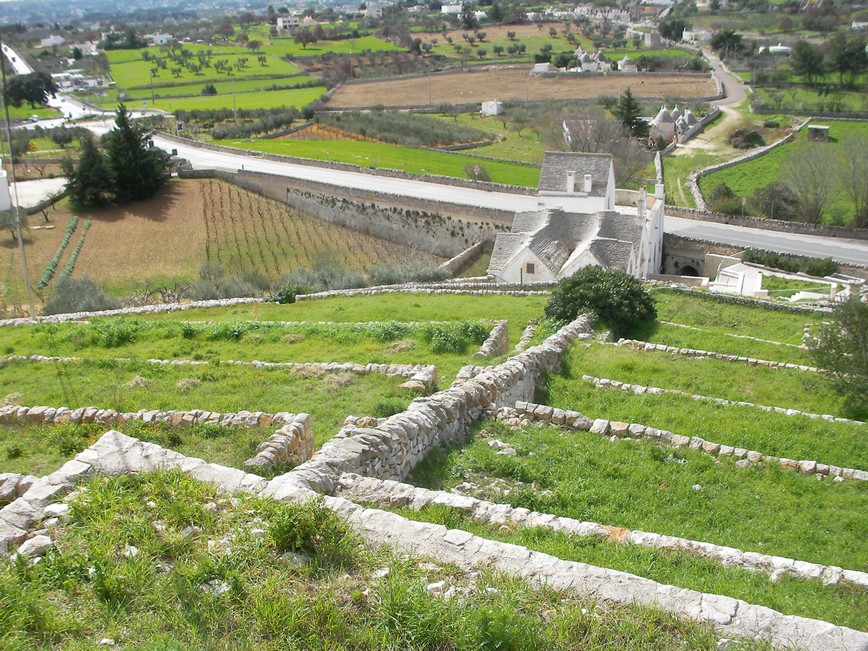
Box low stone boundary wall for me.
[581,374,864,426]
[441,240,489,275]
[0,357,439,394]
[504,403,866,483]
[614,338,819,372]
[0,404,301,429]
[0,297,263,328]
[660,321,807,349]
[295,282,554,301]
[2,430,865,650]
[683,119,810,211]
[650,282,831,314]
[243,413,314,474]
[514,323,537,352]
[0,473,37,507]
[474,320,508,358]
[336,472,867,588]
[278,317,594,494]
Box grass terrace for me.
[407,420,868,583]
[0,357,413,449]
[398,504,867,631]
[261,35,402,58]
[0,469,771,650]
[216,138,541,187]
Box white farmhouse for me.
[487,152,665,283]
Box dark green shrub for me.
[43,277,120,316]
[544,266,656,338]
[727,128,765,149]
[269,284,307,304]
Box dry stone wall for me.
[2,430,866,650]
[500,403,867,483]
[473,320,509,358]
[275,316,593,495]
[580,374,865,426]
[335,472,868,588]
[614,339,820,372]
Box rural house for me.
[487,152,664,283]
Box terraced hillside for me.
[0,287,864,649]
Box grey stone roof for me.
[596,211,643,243]
[589,239,633,272]
[488,233,529,272]
[511,210,549,234]
[537,152,612,198]
[527,210,598,275]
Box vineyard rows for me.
[37,216,79,289]
[200,179,443,278]
[56,220,92,283]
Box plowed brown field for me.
[326,68,717,108]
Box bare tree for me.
[782,144,838,225]
[559,109,651,184]
[838,134,867,228]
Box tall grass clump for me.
[43,277,120,316]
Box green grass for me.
[631,322,812,365]
[126,293,549,346]
[217,138,540,186]
[699,120,868,225]
[84,76,321,103]
[652,288,817,346]
[4,105,59,120]
[98,87,326,112]
[430,112,545,164]
[0,420,284,478]
[762,275,836,299]
[546,377,866,469]
[0,318,491,384]
[407,421,868,571]
[561,342,849,417]
[399,505,867,631]
[261,35,402,57]
[753,86,867,114]
[0,357,413,447]
[109,48,301,88]
[0,469,767,650]
[662,150,718,208]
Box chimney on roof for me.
[583,174,592,193]
[566,171,575,193]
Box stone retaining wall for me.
[614,338,819,372]
[514,323,537,353]
[243,413,314,474]
[336,472,867,587]
[474,320,509,358]
[503,403,866,482]
[2,430,866,650]
[276,317,593,494]
[581,374,864,426]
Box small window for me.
[526,263,535,274]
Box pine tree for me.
[104,104,169,204]
[613,88,649,139]
[64,136,115,209]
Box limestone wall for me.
[278,316,593,495]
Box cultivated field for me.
[1,179,445,307]
[326,68,717,108]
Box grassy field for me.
[217,137,541,186]
[0,469,769,650]
[262,35,402,58]
[0,357,413,449]
[98,86,326,112]
[430,111,546,164]
[106,50,302,88]
[400,504,867,630]
[753,86,867,114]
[698,120,868,224]
[86,76,321,102]
[408,420,867,572]
[560,343,846,416]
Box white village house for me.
[487,152,664,284]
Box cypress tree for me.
[613,88,649,139]
[64,135,115,209]
[104,104,169,203]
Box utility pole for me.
[0,35,36,317]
